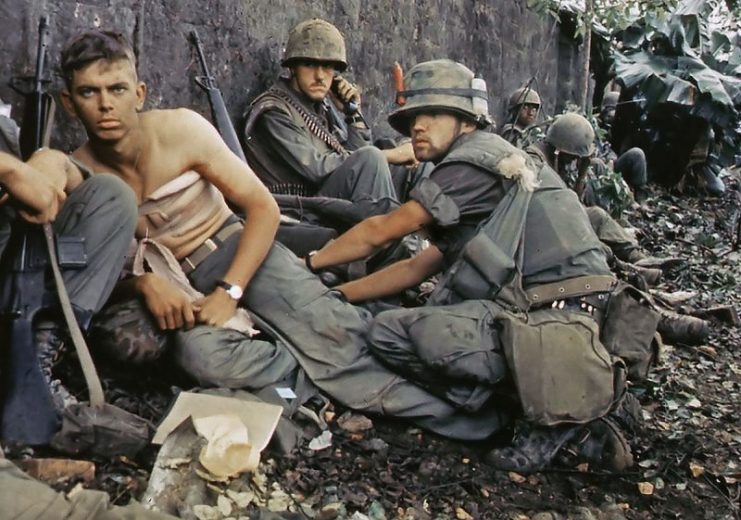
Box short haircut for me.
[61,30,137,88]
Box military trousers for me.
[614,147,647,190]
[586,206,639,262]
[0,173,137,314]
[317,146,399,216]
[188,238,509,440]
[368,300,512,413]
[172,325,299,391]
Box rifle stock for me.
[189,29,247,162]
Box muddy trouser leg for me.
[586,206,638,262]
[172,326,298,390]
[614,148,647,190]
[0,458,177,519]
[52,174,138,314]
[188,239,508,440]
[368,301,510,412]
[317,146,400,217]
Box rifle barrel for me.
[189,30,212,82]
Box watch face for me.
[227,285,243,300]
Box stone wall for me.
[0,0,584,150]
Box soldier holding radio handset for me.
[242,18,420,218]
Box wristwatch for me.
[215,280,243,301]
[305,250,319,274]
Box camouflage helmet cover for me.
[546,113,596,157]
[89,299,171,365]
[282,18,347,72]
[508,86,541,111]
[388,59,492,136]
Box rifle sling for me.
[43,223,105,408]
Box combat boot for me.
[657,310,710,345]
[624,248,648,264]
[615,258,662,288]
[610,392,642,436]
[35,321,78,410]
[562,416,634,471]
[484,422,580,473]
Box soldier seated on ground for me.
[499,86,543,148]
[0,131,137,410]
[242,18,424,214]
[58,29,512,442]
[306,59,655,473]
[597,92,649,200]
[526,112,652,265]
[526,112,709,343]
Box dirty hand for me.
[194,289,238,327]
[331,76,361,111]
[383,142,418,166]
[137,273,198,330]
[27,149,70,193]
[10,174,66,224]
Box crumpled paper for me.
[193,413,259,478]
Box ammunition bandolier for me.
[243,79,354,197]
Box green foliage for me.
[591,169,635,219]
[611,0,740,139]
[526,0,737,39]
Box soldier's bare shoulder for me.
[140,108,212,144]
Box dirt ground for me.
[8,172,741,520]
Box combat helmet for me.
[508,86,541,111]
[545,112,595,157]
[282,18,347,72]
[388,59,491,136]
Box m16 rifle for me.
[187,31,339,254]
[189,29,247,162]
[0,16,61,445]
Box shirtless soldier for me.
[60,30,279,330]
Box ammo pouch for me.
[600,281,660,381]
[448,232,516,301]
[427,179,532,307]
[501,308,625,426]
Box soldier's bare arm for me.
[171,109,280,326]
[337,246,444,303]
[309,199,434,269]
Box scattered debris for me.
[337,412,374,433]
[13,458,95,485]
[308,430,333,451]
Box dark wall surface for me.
[0,0,584,151]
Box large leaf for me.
[727,46,741,76]
[614,49,739,127]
